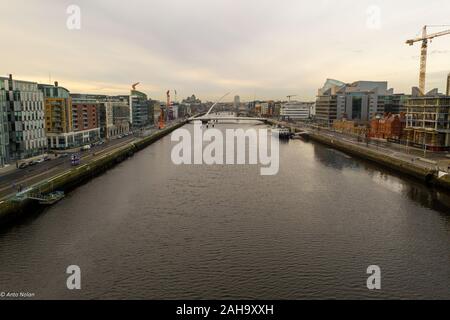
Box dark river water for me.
[0,122,449,299]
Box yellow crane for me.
[406,25,450,95]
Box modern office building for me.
[336,81,393,122]
[315,79,344,126]
[316,79,396,126]
[101,96,130,139]
[280,102,314,121]
[384,94,410,114]
[130,90,153,128]
[404,95,450,151]
[0,75,47,161]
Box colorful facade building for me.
[39,82,74,149]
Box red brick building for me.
[72,102,98,132]
[370,113,405,140]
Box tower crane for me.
[132,82,140,90]
[406,25,450,95]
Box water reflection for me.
[310,140,450,217]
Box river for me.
[0,121,449,299]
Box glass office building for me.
[0,75,47,161]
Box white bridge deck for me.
[188,116,268,122]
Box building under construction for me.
[404,95,450,151]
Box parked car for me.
[82,145,91,151]
[19,163,29,169]
[60,153,69,158]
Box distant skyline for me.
[2,0,450,102]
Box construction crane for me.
[132,82,140,90]
[158,90,171,130]
[406,25,450,95]
[287,95,297,102]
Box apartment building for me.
[38,82,75,149]
[70,94,101,146]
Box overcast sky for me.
[2,0,450,101]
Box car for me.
[36,158,45,164]
[60,153,69,158]
[43,156,51,162]
[18,163,28,169]
[82,145,91,151]
[28,160,38,166]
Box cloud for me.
[1,0,450,101]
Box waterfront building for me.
[280,102,314,121]
[0,86,9,166]
[404,95,450,151]
[336,81,393,122]
[370,114,406,140]
[38,82,75,149]
[315,79,344,126]
[384,94,410,114]
[99,96,130,139]
[70,94,102,146]
[130,90,153,128]
[332,119,369,137]
[0,75,47,161]
[316,79,398,126]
